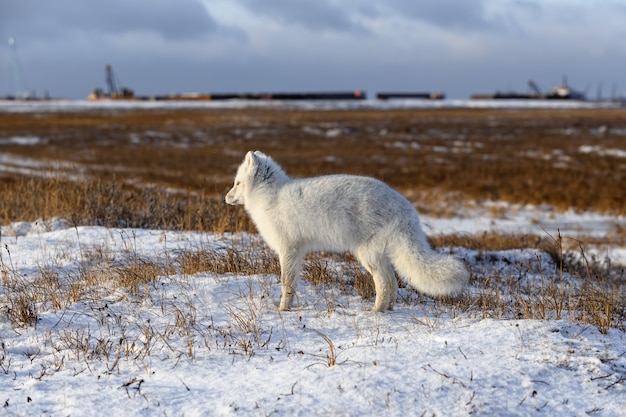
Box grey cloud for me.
[1,0,217,41]
[384,0,496,31]
[236,0,369,33]
[2,0,625,100]
[233,0,515,35]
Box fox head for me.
[225,151,289,206]
[225,151,257,205]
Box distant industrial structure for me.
[472,77,587,101]
[88,64,134,100]
[377,92,445,100]
[5,59,618,104]
[89,65,452,102]
[3,37,52,100]
[88,64,368,101]
[7,37,30,99]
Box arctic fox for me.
[225,151,468,312]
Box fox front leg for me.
[278,249,303,311]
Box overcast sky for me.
[1,0,625,99]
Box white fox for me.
[225,151,468,312]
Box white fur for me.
[225,151,469,312]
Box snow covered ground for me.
[0,98,621,113]
[1,209,625,416]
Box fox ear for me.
[245,151,257,168]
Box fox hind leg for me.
[356,248,396,312]
[387,267,398,311]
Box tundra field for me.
[1,107,626,222]
[0,105,625,416]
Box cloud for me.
[383,0,496,31]
[2,0,626,99]
[1,0,218,41]
[230,0,507,34]
[235,0,369,33]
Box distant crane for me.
[89,64,134,99]
[7,37,30,99]
[106,64,118,96]
[527,79,543,96]
[105,64,133,98]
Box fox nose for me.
[225,190,238,205]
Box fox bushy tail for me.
[388,231,468,297]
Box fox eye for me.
[236,181,241,186]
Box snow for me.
[0,98,621,113]
[1,210,625,416]
[423,205,626,239]
[0,136,44,146]
[579,145,626,159]
[0,153,79,178]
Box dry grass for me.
[1,229,624,334]
[0,107,625,333]
[1,108,625,217]
[0,175,253,232]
